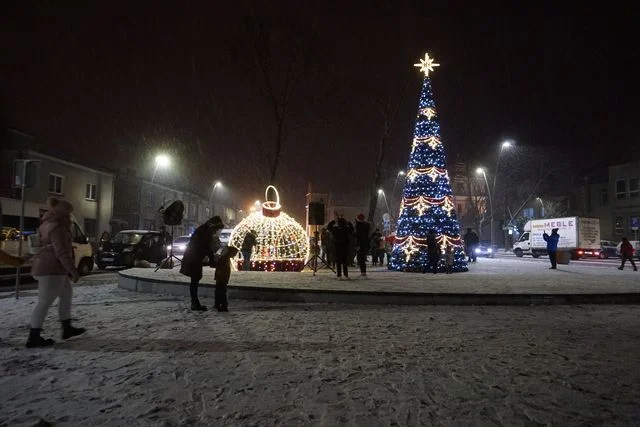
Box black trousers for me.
[215,281,228,308]
[190,277,201,302]
[620,255,637,270]
[549,251,557,268]
[335,245,349,277]
[356,246,369,274]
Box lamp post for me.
[378,188,391,214]
[389,170,406,219]
[536,197,545,218]
[491,141,513,247]
[151,154,171,183]
[476,167,493,248]
[209,181,222,214]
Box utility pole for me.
[13,159,39,299]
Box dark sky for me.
[3,2,639,219]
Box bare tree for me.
[231,9,330,185]
[366,81,411,223]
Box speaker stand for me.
[302,226,335,275]
[155,225,181,271]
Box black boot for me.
[26,328,55,348]
[61,319,86,340]
[191,299,207,311]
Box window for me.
[85,183,97,201]
[204,207,211,217]
[615,216,625,235]
[48,174,63,194]
[600,190,608,205]
[190,203,196,218]
[147,192,154,208]
[522,208,534,218]
[616,179,626,199]
[629,178,639,198]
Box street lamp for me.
[152,154,171,183]
[378,188,391,214]
[210,181,222,214]
[476,167,493,248]
[491,140,514,247]
[536,197,545,217]
[390,170,406,219]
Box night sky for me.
[3,2,639,219]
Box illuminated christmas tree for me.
[389,53,468,273]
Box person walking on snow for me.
[463,228,479,262]
[354,213,371,277]
[618,237,637,271]
[26,197,85,348]
[327,212,354,280]
[426,229,440,274]
[543,228,560,269]
[180,216,225,311]
[240,229,257,271]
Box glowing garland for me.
[229,186,309,272]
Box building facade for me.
[112,170,239,237]
[0,149,114,239]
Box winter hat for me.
[356,213,365,221]
[207,215,224,229]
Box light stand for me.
[302,225,335,275]
[155,225,181,271]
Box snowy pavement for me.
[1,282,640,426]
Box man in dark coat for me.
[463,228,479,262]
[354,213,371,277]
[327,212,354,280]
[240,229,257,271]
[180,216,224,311]
[543,228,560,269]
[426,229,440,274]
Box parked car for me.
[1,219,95,275]
[96,230,166,269]
[473,241,495,258]
[170,235,191,257]
[616,240,640,259]
[583,240,619,259]
[219,228,234,247]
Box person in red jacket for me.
[618,237,637,271]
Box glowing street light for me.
[476,167,494,248]
[151,153,171,183]
[210,181,223,214]
[536,197,545,217]
[378,188,391,214]
[390,170,406,220]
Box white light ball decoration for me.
[229,185,309,271]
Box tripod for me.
[155,225,181,271]
[302,226,335,275]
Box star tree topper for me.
[414,53,440,77]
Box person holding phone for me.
[543,228,560,269]
[26,198,84,348]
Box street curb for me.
[118,271,640,306]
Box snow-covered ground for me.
[1,280,640,426]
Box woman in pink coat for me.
[26,198,85,348]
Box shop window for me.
[615,217,625,235]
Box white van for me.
[0,215,95,275]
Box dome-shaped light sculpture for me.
[229,185,309,271]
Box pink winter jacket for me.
[31,211,77,276]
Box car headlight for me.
[166,245,172,251]
[474,248,481,254]
[487,248,492,253]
